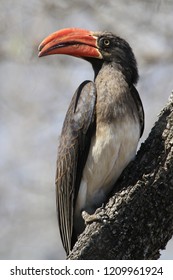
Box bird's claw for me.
[82,210,109,225]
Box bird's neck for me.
[93,60,138,86]
[84,58,104,79]
[94,63,131,123]
[95,62,129,89]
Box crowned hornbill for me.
[38,27,144,255]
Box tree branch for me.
[68,92,173,260]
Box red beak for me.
[38,27,102,59]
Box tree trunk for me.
[68,92,173,260]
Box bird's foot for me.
[82,210,109,225]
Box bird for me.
[38,27,144,256]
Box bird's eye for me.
[103,39,110,46]
[98,37,112,50]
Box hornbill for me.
[38,27,144,255]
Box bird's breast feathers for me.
[75,116,140,214]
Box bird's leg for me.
[82,207,109,225]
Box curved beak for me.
[38,27,102,59]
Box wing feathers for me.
[56,81,96,254]
[130,85,144,137]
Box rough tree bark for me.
[68,92,173,260]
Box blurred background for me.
[0,0,173,260]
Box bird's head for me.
[38,27,138,84]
